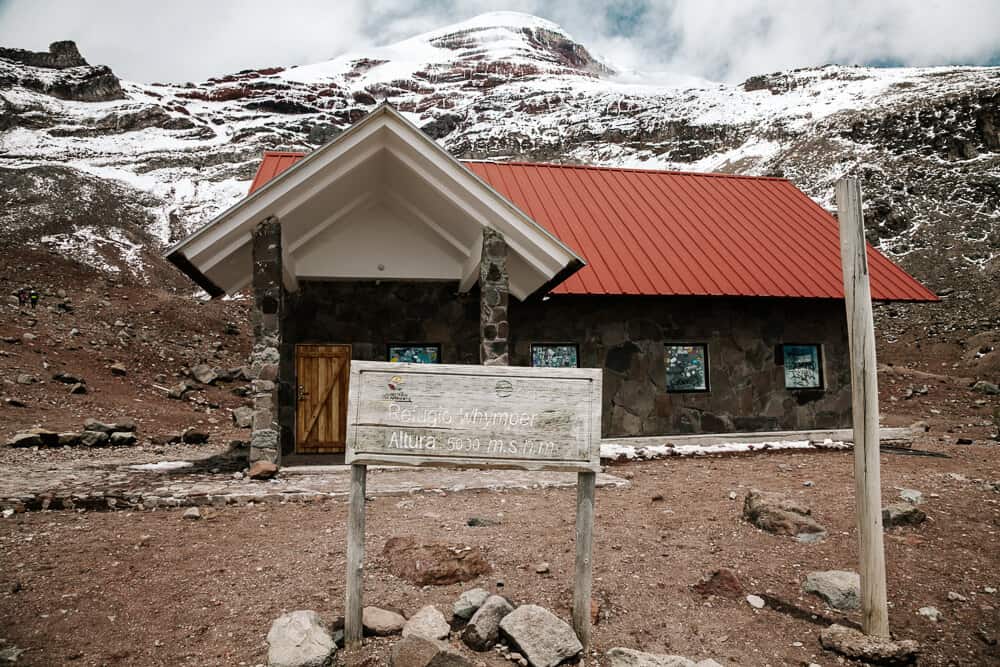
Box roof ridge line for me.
[462,159,791,182]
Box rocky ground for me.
[1,213,999,667]
[0,431,998,666]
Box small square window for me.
[665,343,709,392]
[531,343,579,368]
[782,344,823,389]
[388,344,440,363]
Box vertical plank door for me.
[295,344,351,454]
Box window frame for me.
[386,343,442,364]
[663,342,711,393]
[529,342,581,368]
[778,343,825,390]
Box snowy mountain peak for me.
[283,12,611,86]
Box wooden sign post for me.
[342,361,603,649]
[836,178,890,638]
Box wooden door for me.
[295,344,351,454]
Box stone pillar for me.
[480,228,509,366]
[250,217,283,465]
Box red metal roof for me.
[248,151,937,302]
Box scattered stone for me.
[21,332,36,342]
[402,605,450,641]
[52,371,83,384]
[803,570,861,610]
[57,432,80,446]
[249,460,279,480]
[0,646,26,663]
[362,606,406,636]
[453,587,490,621]
[746,595,765,609]
[947,591,967,602]
[190,363,218,385]
[956,437,974,445]
[819,624,918,665]
[918,606,941,622]
[109,431,137,447]
[462,595,513,651]
[182,507,201,520]
[15,374,36,385]
[84,418,116,433]
[182,428,210,444]
[742,489,826,541]
[69,382,87,394]
[4,397,27,408]
[78,430,109,447]
[606,648,723,667]
[898,489,923,505]
[168,382,193,400]
[232,406,254,428]
[466,517,499,527]
[803,480,814,487]
[692,568,743,599]
[266,609,336,667]
[382,536,491,586]
[972,380,1000,395]
[6,432,42,448]
[984,587,997,594]
[499,604,582,667]
[535,562,550,574]
[391,635,471,667]
[109,362,127,376]
[882,503,927,528]
[150,433,181,446]
[113,419,136,432]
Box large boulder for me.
[78,430,109,447]
[742,489,826,541]
[820,623,918,665]
[108,431,137,447]
[402,605,450,641]
[266,610,335,667]
[499,605,582,667]
[462,595,513,651]
[803,570,860,610]
[391,635,472,667]
[453,587,490,621]
[382,536,491,586]
[606,648,723,667]
[362,606,406,636]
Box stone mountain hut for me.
[165,105,937,466]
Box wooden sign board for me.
[342,361,602,651]
[345,361,602,472]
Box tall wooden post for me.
[344,464,367,649]
[836,178,890,638]
[572,470,596,647]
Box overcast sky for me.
[1,0,997,83]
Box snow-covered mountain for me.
[1,11,998,336]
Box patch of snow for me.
[129,461,194,472]
[600,438,849,461]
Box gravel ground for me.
[1,433,998,667]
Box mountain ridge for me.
[0,14,997,361]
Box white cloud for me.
[0,0,996,83]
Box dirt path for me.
[2,437,998,666]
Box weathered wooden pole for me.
[836,178,890,638]
[344,463,367,649]
[572,470,596,647]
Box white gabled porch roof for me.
[165,104,583,301]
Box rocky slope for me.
[0,11,997,373]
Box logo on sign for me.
[494,379,513,398]
[383,375,412,402]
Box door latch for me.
[297,385,309,401]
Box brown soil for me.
[1,248,999,666]
[1,433,998,666]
